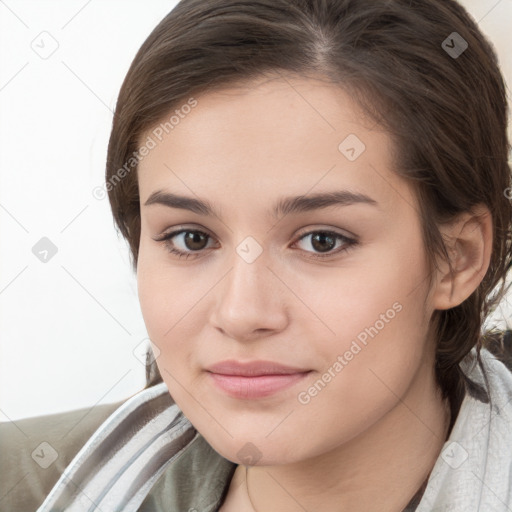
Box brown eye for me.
[310,232,337,253]
[293,230,357,259]
[156,229,215,259]
[181,231,209,251]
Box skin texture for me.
[136,74,492,511]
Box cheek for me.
[136,259,195,402]
[136,245,209,377]
[136,245,187,356]
[302,237,431,397]
[137,238,191,332]
[302,241,427,350]
[293,294,428,454]
[136,259,166,340]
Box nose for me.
[209,248,289,342]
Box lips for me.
[205,360,311,399]
[206,360,310,376]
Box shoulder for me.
[417,340,512,511]
[0,398,126,512]
[27,382,236,512]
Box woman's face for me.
[136,74,439,465]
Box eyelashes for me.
[154,227,358,261]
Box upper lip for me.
[206,360,311,377]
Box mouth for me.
[205,360,312,399]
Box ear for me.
[431,204,493,310]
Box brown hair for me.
[106,0,512,424]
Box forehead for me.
[137,75,417,219]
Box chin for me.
[196,425,302,466]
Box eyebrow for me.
[143,189,379,219]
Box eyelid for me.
[293,224,358,241]
[153,224,212,241]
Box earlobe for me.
[432,204,493,311]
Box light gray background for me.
[1,0,511,421]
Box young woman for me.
[4,0,511,511]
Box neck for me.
[242,359,451,512]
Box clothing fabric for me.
[415,348,512,511]
[2,347,511,512]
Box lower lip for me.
[207,372,311,399]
